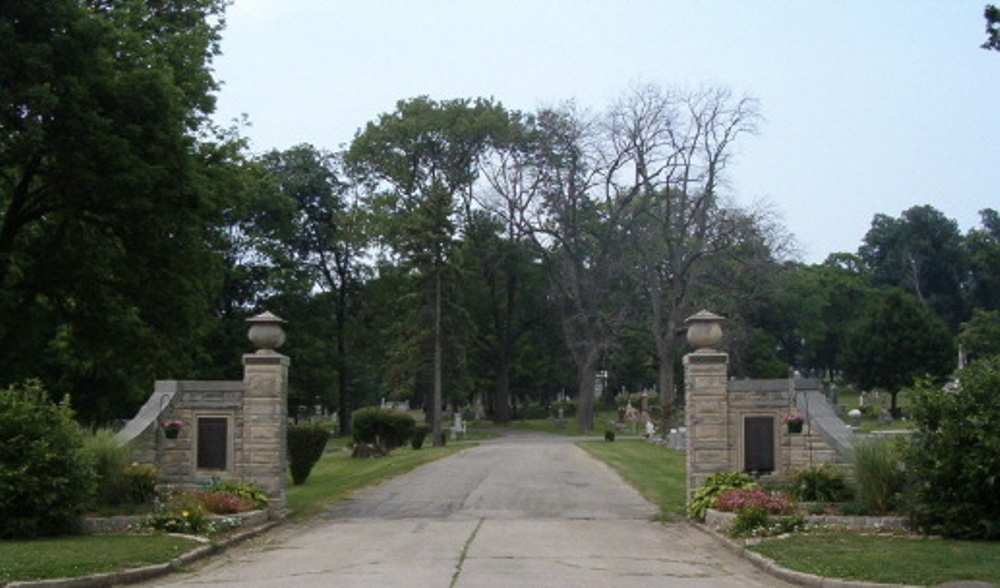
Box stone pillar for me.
[684,311,730,503]
[241,312,289,514]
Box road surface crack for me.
[450,517,484,588]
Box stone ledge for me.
[704,508,911,534]
[81,509,270,535]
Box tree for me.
[967,208,1000,311]
[608,84,766,427]
[984,4,1000,51]
[772,257,874,378]
[258,145,365,435]
[455,211,549,423]
[858,205,968,330]
[514,105,627,431]
[841,289,955,417]
[957,309,1000,362]
[0,0,236,422]
[344,97,512,444]
[907,357,1000,539]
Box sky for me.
[209,1,1000,264]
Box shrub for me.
[788,463,853,503]
[352,407,416,452]
[411,423,430,450]
[211,479,269,510]
[604,429,616,442]
[196,490,243,514]
[712,488,792,514]
[906,359,1000,539]
[121,461,159,505]
[688,471,759,521]
[143,489,240,536]
[287,423,331,485]
[80,428,133,507]
[853,435,906,514]
[0,380,96,538]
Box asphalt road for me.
[139,431,790,587]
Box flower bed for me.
[83,509,270,535]
[704,508,910,534]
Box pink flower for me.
[713,488,792,514]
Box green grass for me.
[505,409,622,436]
[577,439,687,519]
[0,534,200,583]
[749,533,1000,586]
[286,443,471,517]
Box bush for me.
[211,479,269,510]
[688,471,759,521]
[352,407,416,452]
[121,461,159,505]
[411,423,430,450]
[287,423,331,485]
[712,488,792,514]
[0,380,96,538]
[143,489,241,536]
[80,428,133,508]
[907,359,1000,539]
[853,435,906,514]
[788,463,853,503]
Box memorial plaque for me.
[743,416,774,474]
[197,417,228,470]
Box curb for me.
[4,521,281,588]
[689,522,921,588]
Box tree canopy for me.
[0,0,237,421]
[2,3,992,428]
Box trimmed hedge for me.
[352,407,416,453]
[287,423,331,485]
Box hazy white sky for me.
[210,1,1000,263]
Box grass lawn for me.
[0,534,201,583]
[749,532,1000,586]
[577,438,687,519]
[505,409,622,436]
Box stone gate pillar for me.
[684,311,730,502]
[241,312,289,514]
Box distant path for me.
[139,431,789,587]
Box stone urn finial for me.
[247,311,286,353]
[685,310,724,351]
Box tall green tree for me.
[858,205,969,330]
[258,145,367,434]
[455,211,550,423]
[772,257,873,378]
[984,4,1000,50]
[344,96,511,443]
[841,288,955,417]
[967,208,1000,311]
[0,0,235,422]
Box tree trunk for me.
[432,268,444,446]
[493,352,512,424]
[575,344,600,431]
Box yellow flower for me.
[181,511,189,518]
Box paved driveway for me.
[141,432,789,587]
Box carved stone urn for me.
[685,310,724,351]
[247,311,286,353]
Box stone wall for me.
[683,311,846,502]
[117,312,289,514]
